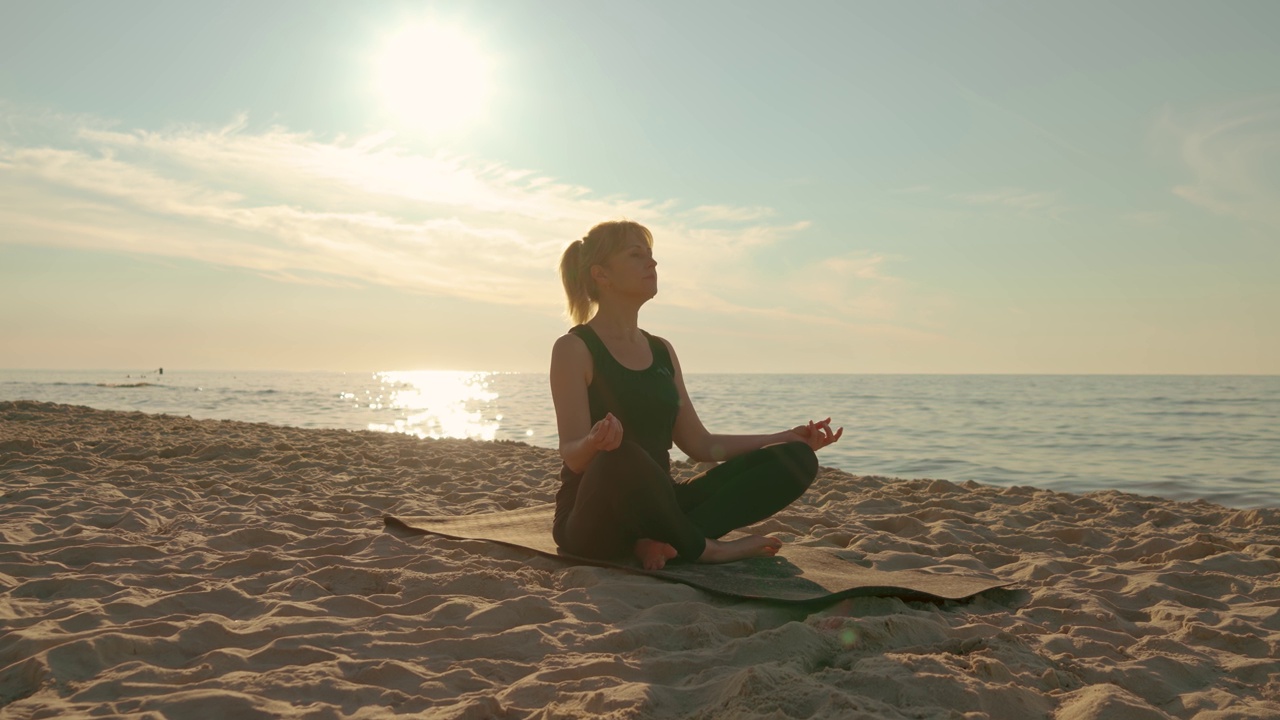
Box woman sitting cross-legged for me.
[550,220,843,570]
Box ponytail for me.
[558,220,654,326]
[559,239,593,325]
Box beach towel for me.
[385,504,1010,604]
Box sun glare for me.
[366,370,500,441]
[374,22,492,134]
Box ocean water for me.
[2,370,1277,509]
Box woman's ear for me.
[590,264,610,291]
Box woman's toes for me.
[635,539,678,570]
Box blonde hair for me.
[559,220,654,325]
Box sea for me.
[2,370,1277,510]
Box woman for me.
[550,220,842,570]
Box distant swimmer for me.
[158,367,164,375]
[549,220,842,571]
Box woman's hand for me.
[787,417,842,451]
[586,412,624,452]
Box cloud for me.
[0,106,944,341]
[799,252,908,321]
[819,253,896,281]
[684,204,777,223]
[0,108,814,314]
[949,188,1066,218]
[1122,211,1166,227]
[1157,95,1280,231]
[677,249,947,343]
[889,182,1067,220]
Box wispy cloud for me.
[949,188,1066,219]
[888,182,1067,220]
[0,107,950,343]
[0,109,820,315]
[790,251,927,327]
[1122,210,1166,227]
[684,204,777,223]
[1157,95,1280,231]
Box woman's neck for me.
[589,302,642,342]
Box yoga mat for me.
[384,504,1010,604]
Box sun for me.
[374,22,492,134]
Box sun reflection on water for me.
[365,370,502,441]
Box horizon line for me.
[2,368,1277,378]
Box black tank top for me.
[552,324,681,545]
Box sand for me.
[1,400,1278,719]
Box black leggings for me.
[560,440,819,561]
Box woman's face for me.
[598,237,658,300]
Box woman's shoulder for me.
[553,328,589,349]
[642,330,679,366]
[556,324,593,342]
[550,331,593,385]
[552,329,593,361]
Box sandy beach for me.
[2,399,1278,719]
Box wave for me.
[1146,396,1266,405]
[6,381,169,389]
[1135,410,1264,418]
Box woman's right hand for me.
[586,412,623,452]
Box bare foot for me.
[634,538,679,570]
[697,534,782,564]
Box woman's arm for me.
[665,338,843,462]
[550,333,622,473]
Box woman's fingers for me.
[590,414,616,450]
[792,418,842,450]
[801,418,842,448]
[601,413,622,450]
[612,415,623,440]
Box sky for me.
[1,1,1277,374]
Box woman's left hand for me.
[788,417,843,451]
